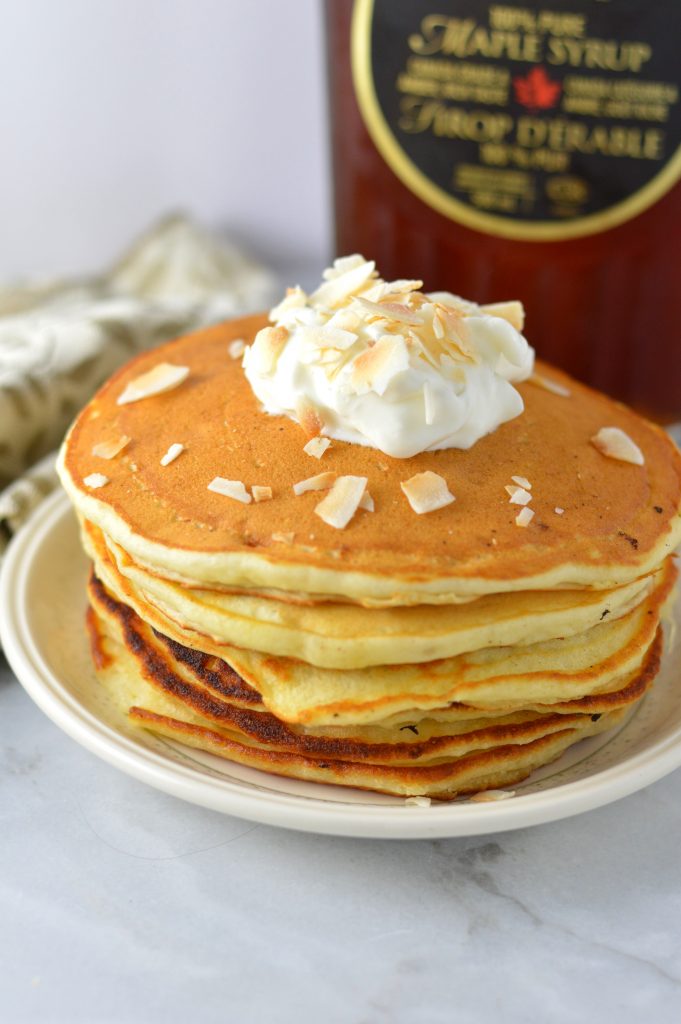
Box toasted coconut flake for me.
[317,325,358,349]
[555,507,565,515]
[515,506,534,527]
[314,475,368,529]
[428,291,477,314]
[469,789,516,803]
[405,796,432,807]
[322,254,366,279]
[591,426,644,466]
[326,308,361,333]
[91,435,130,460]
[291,307,316,327]
[382,279,423,296]
[480,300,525,332]
[248,326,289,376]
[507,486,532,506]
[252,485,273,502]
[310,260,376,307]
[530,372,571,397]
[83,473,109,489]
[160,443,184,466]
[228,339,246,359]
[355,296,423,326]
[272,531,295,544]
[511,475,532,490]
[401,471,455,514]
[207,477,251,504]
[350,335,410,396]
[356,281,385,303]
[303,437,331,459]
[431,308,445,339]
[269,286,307,320]
[295,399,324,438]
[359,490,374,511]
[437,304,473,348]
[293,472,337,496]
[117,363,189,405]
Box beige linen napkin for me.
[0,213,277,561]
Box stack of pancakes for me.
[58,314,681,799]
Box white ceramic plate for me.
[3,489,681,839]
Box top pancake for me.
[59,314,681,603]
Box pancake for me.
[87,547,670,726]
[57,290,681,800]
[84,518,657,670]
[161,565,674,727]
[88,575,629,798]
[58,316,681,605]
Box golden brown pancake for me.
[59,316,681,604]
[82,517,659,670]
[57,312,681,799]
[88,574,632,798]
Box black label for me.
[352,0,681,239]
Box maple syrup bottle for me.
[325,0,681,423]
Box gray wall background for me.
[0,0,330,280]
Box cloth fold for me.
[0,213,277,560]
[0,451,58,560]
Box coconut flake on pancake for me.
[92,436,130,460]
[252,486,273,502]
[84,473,109,489]
[207,478,251,503]
[293,472,337,496]
[591,427,644,466]
[160,443,184,466]
[507,487,532,506]
[511,476,532,490]
[117,363,189,405]
[314,476,368,529]
[303,437,331,459]
[401,472,455,515]
[228,339,245,360]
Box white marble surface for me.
[2,654,681,1023]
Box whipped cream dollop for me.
[242,256,535,459]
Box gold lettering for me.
[516,118,548,149]
[643,130,664,159]
[536,11,585,37]
[408,16,540,61]
[399,99,513,142]
[480,141,569,172]
[489,6,538,33]
[490,6,585,37]
[547,37,652,73]
[515,116,665,159]
[409,12,653,72]
[622,43,653,74]
[408,17,475,57]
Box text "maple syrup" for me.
[326,0,681,423]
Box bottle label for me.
[352,0,681,240]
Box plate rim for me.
[2,489,681,839]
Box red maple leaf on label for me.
[513,66,561,110]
